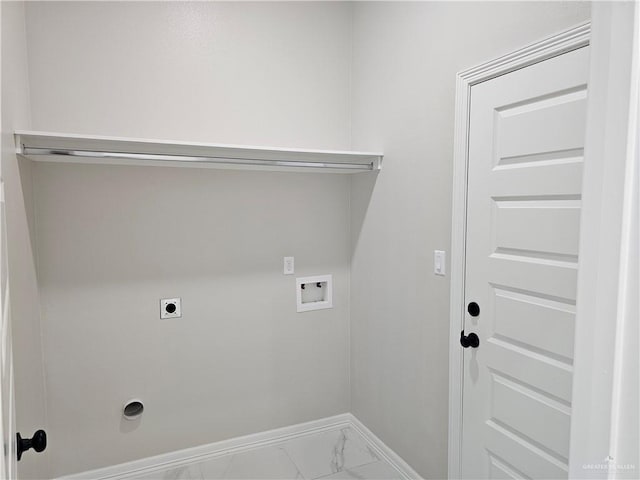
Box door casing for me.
[447,22,591,479]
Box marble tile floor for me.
[130,426,403,480]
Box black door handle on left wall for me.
[17,430,47,461]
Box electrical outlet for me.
[160,298,181,319]
[284,256,294,275]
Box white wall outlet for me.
[284,256,294,275]
[296,275,333,312]
[160,298,181,319]
[434,250,446,276]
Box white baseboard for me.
[58,413,422,480]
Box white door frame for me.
[447,22,591,479]
[568,2,639,477]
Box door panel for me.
[489,158,583,198]
[485,339,573,404]
[493,289,575,360]
[497,89,587,161]
[490,373,571,459]
[487,255,577,301]
[461,46,589,479]
[494,201,581,257]
[485,422,569,479]
[488,454,528,480]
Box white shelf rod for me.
[22,147,373,171]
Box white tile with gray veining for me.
[202,446,304,479]
[127,426,401,480]
[317,461,401,479]
[281,427,382,479]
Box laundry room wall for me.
[1,2,49,478]
[24,2,353,476]
[349,2,591,478]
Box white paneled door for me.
[461,46,590,479]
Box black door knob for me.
[460,330,480,348]
[467,302,480,317]
[17,430,47,461]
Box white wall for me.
[0,2,49,479]
[23,2,353,476]
[25,1,352,149]
[33,165,351,477]
[349,2,591,478]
